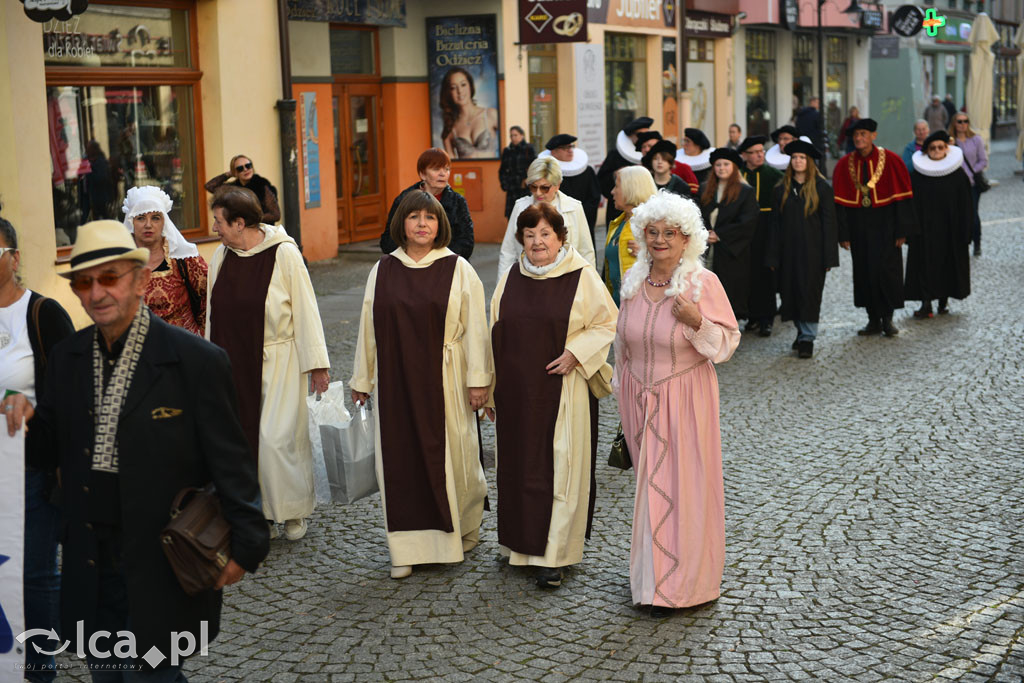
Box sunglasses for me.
[529,183,553,193]
[235,162,253,172]
[69,267,140,292]
[956,119,969,124]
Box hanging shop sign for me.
[519,0,587,44]
[588,0,675,30]
[426,15,501,160]
[21,0,88,22]
[860,10,883,30]
[870,36,900,59]
[685,12,732,38]
[891,5,924,37]
[287,0,406,27]
[780,0,799,30]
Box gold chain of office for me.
[849,148,886,207]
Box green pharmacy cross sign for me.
[922,8,947,37]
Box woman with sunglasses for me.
[205,154,282,225]
[947,115,987,256]
[497,156,596,277]
[0,214,75,682]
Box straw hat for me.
[61,220,149,278]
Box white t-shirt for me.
[0,289,36,404]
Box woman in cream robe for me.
[489,201,617,588]
[206,221,330,537]
[350,245,491,576]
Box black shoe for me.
[882,318,899,337]
[857,319,883,336]
[744,320,760,332]
[937,298,949,315]
[650,605,672,618]
[535,567,562,588]
[797,340,814,359]
[973,243,981,256]
[758,324,773,337]
[913,303,933,319]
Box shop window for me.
[44,1,202,251]
[330,28,377,76]
[745,30,775,137]
[605,33,647,153]
[995,56,1018,122]
[825,37,848,157]
[793,34,814,108]
[528,44,558,149]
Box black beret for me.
[737,135,769,153]
[922,130,952,150]
[846,118,878,135]
[709,147,743,168]
[641,140,678,169]
[623,117,654,135]
[770,125,799,143]
[634,131,663,152]
[683,128,711,151]
[781,139,821,161]
[545,134,577,150]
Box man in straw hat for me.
[3,220,268,680]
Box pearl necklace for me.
[646,274,672,287]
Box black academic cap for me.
[782,139,821,160]
[683,128,711,151]
[709,147,743,168]
[846,118,878,135]
[623,117,654,135]
[737,135,769,153]
[641,140,678,169]
[770,125,799,143]
[634,131,663,152]
[545,134,578,150]
[922,130,953,150]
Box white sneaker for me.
[268,521,279,540]
[390,565,412,579]
[283,518,307,541]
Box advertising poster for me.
[426,15,500,160]
[300,91,321,209]
[574,43,606,166]
[662,37,678,143]
[0,429,25,677]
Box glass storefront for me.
[826,37,848,158]
[44,2,200,247]
[793,34,814,109]
[528,44,558,149]
[745,30,775,138]
[605,33,647,152]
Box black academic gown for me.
[768,178,840,323]
[905,168,972,302]
[742,164,785,322]
[560,166,601,240]
[700,183,760,319]
[597,149,632,226]
[835,199,916,316]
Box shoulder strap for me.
[176,258,202,328]
[30,295,48,370]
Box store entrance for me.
[332,81,385,245]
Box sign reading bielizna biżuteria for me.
[519,0,587,44]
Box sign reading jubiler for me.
[518,0,588,44]
[426,15,501,160]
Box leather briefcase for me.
[160,485,231,595]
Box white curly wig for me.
[619,189,709,302]
[122,185,198,259]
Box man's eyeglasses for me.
[235,162,254,172]
[69,267,140,292]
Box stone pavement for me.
[59,142,1024,681]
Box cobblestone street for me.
[59,142,1024,682]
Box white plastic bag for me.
[321,403,378,505]
[307,381,351,506]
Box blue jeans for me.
[794,320,818,342]
[85,528,188,683]
[24,467,61,683]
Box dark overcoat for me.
[559,166,601,239]
[767,178,840,322]
[741,164,784,320]
[699,183,760,319]
[905,168,972,301]
[380,183,475,259]
[32,312,268,662]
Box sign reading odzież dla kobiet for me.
[519,0,587,44]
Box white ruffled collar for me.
[616,130,642,164]
[765,136,813,171]
[520,246,568,276]
[912,145,964,177]
[538,148,590,177]
[676,147,712,171]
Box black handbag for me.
[608,422,632,470]
[160,485,231,595]
[962,153,990,193]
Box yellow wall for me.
[714,37,735,148]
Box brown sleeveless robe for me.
[373,254,459,533]
[209,245,279,461]
[493,266,595,557]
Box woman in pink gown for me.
[614,190,740,617]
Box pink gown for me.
[615,269,740,608]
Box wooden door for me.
[333,82,385,245]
